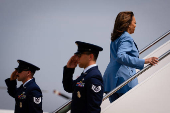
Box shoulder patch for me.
[33,97,41,104]
[91,84,101,93]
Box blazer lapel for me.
[133,41,139,58]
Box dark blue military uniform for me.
[5,78,43,113]
[63,66,103,113]
[5,60,43,113]
[62,41,104,113]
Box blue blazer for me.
[63,66,104,113]
[5,78,43,113]
[103,31,145,96]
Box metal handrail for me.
[52,30,170,113]
[53,49,170,113]
[103,49,170,101]
[52,100,71,113]
[139,30,170,54]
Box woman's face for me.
[127,16,136,34]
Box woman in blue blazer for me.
[103,11,159,103]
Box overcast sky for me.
[0,0,170,112]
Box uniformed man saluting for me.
[5,60,43,113]
[63,41,104,113]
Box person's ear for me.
[27,71,32,76]
[89,54,94,60]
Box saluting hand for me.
[145,57,159,66]
[67,55,79,68]
[10,70,18,81]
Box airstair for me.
[52,30,170,113]
[102,62,170,113]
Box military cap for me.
[74,41,103,54]
[15,60,40,73]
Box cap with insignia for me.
[15,60,40,73]
[74,41,103,55]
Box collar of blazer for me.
[83,66,98,75]
[23,78,35,88]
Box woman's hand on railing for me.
[144,57,159,66]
